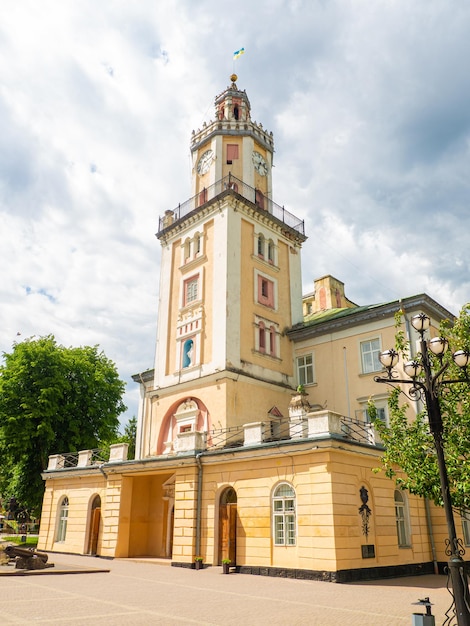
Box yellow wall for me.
[38,475,106,555]
[39,439,455,577]
[295,320,403,417]
[239,218,294,375]
[195,444,436,571]
[142,375,296,457]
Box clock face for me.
[252,151,268,176]
[197,149,214,175]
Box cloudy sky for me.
[1,0,469,426]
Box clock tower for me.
[191,74,273,200]
[138,76,306,458]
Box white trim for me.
[296,352,315,386]
[394,489,412,548]
[272,482,297,546]
[359,336,383,374]
[254,268,277,310]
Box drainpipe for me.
[343,347,351,417]
[195,453,203,557]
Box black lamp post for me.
[375,312,470,626]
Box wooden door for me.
[219,503,237,564]
[89,507,101,555]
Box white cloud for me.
[1,0,469,427]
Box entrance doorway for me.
[218,487,237,565]
[87,495,101,555]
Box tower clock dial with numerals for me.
[252,151,268,176]
[197,149,214,175]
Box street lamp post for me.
[375,312,470,626]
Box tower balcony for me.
[157,174,306,241]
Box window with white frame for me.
[256,273,276,309]
[267,239,275,264]
[359,403,387,425]
[461,511,470,546]
[176,306,203,371]
[269,326,276,355]
[194,233,201,256]
[258,321,266,352]
[56,496,69,542]
[181,232,204,264]
[273,483,296,546]
[394,490,411,547]
[297,353,315,386]
[182,338,194,368]
[183,239,191,262]
[184,276,199,306]
[255,316,279,357]
[255,233,277,265]
[360,338,382,374]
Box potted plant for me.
[222,558,231,574]
[194,556,203,570]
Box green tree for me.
[101,416,137,461]
[371,304,470,510]
[0,335,127,516]
[116,416,137,460]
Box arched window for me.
[257,234,265,257]
[182,339,194,368]
[194,233,201,256]
[221,487,237,505]
[183,239,191,262]
[267,240,275,264]
[394,490,411,547]
[269,326,276,356]
[461,510,470,546]
[273,483,296,546]
[259,322,266,352]
[57,496,69,543]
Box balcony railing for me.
[46,415,380,471]
[204,412,381,451]
[46,445,128,471]
[157,174,305,238]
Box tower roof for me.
[190,77,273,155]
[214,74,251,119]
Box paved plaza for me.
[0,552,456,625]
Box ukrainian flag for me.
[233,48,245,60]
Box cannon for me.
[4,545,53,570]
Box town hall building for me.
[38,76,460,582]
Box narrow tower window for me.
[268,240,275,264]
[259,322,266,352]
[269,326,276,356]
[182,339,194,368]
